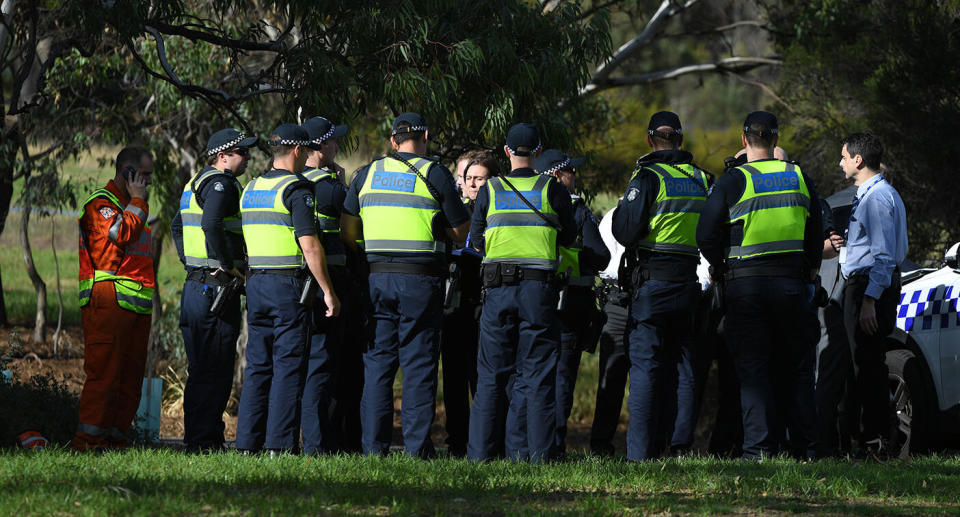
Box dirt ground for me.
[2,325,623,452]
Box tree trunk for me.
[0,133,17,327]
[51,214,63,356]
[19,204,46,343]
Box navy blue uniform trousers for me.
[554,286,594,453]
[724,276,819,459]
[180,277,241,449]
[300,269,348,455]
[590,297,630,455]
[626,279,700,461]
[362,272,443,457]
[440,301,480,456]
[468,280,559,463]
[236,273,310,451]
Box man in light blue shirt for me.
[838,132,907,457]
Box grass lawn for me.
[1,450,959,515]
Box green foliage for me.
[769,0,960,261]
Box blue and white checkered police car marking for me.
[897,284,960,332]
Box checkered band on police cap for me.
[207,134,249,156]
[506,141,542,157]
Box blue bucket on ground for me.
[134,377,163,443]
[1,370,10,385]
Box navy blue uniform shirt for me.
[571,197,610,277]
[696,158,823,274]
[343,152,470,266]
[306,166,348,261]
[468,167,578,253]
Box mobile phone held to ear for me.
[121,166,137,181]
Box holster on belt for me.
[209,276,244,319]
[444,262,462,315]
[709,265,727,315]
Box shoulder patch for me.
[213,182,224,192]
[305,195,315,208]
[99,206,117,219]
[627,188,639,202]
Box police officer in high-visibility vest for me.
[696,111,823,460]
[177,128,256,451]
[299,116,354,454]
[73,147,154,451]
[534,149,609,455]
[236,124,341,454]
[467,124,577,463]
[341,113,470,457]
[612,112,709,460]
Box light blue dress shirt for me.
[840,174,908,299]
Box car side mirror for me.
[945,242,960,269]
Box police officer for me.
[236,124,341,454]
[299,116,352,454]
[341,113,470,457]
[440,149,498,457]
[534,149,609,455]
[696,111,823,460]
[466,123,577,463]
[613,112,708,460]
[177,128,256,452]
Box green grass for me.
[1,449,959,515]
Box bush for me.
[0,346,79,448]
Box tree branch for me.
[662,19,769,38]
[586,56,782,93]
[577,0,627,21]
[724,69,796,114]
[149,19,285,52]
[580,0,699,98]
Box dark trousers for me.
[180,278,241,450]
[330,273,366,454]
[300,270,348,455]
[724,276,819,459]
[843,273,901,442]
[555,287,593,454]
[625,279,700,461]
[440,301,480,456]
[361,273,443,457]
[590,298,630,455]
[468,280,559,463]
[236,273,310,451]
[816,297,856,457]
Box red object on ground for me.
[18,430,48,450]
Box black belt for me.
[369,262,445,277]
[517,268,554,282]
[186,269,230,286]
[249,268,306,277]
[724,266,808,281]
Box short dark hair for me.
[115,146,151,175]
[744,122,777,148]
[392,122,426,146]
[268,134,296,158]
[459,149,500,178]
[651,131,681,149]
[843,132,883,170]
[206,154,219,166]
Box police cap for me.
[391,112,428,136]
[505,123,541,156]
[269,123,314,149]
[206,128,258,157]
[535,149,584,175]
[648,111,683,140]
[303,116,348,146]
[743,111,779,137]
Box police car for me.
[885,242,960,455]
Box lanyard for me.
[850,175,884,222]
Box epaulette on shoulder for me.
[786,159,801,166]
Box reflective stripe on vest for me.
[482,175,559,270]
[303,167,342,233]
[727,161,810,260]
[240,173,304,269]
[180,168,244,269]
[636,163,708,257]
[358,157,443,254]
[78,189,155,315]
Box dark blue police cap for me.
[268,123,314,149]
[303,116,348,145]
[743,111,779,137]
[535,149,584,175]
[206,128,258,157]
[648,111,683,139]
[391,112,428,136]
[505,123,541,156]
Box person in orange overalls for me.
[71,147,155,451]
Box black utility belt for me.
[186,269,232,287]
[249,268,307,278]
[482,263,555,288]
[724,266,808,281]
[368,261,446,277]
